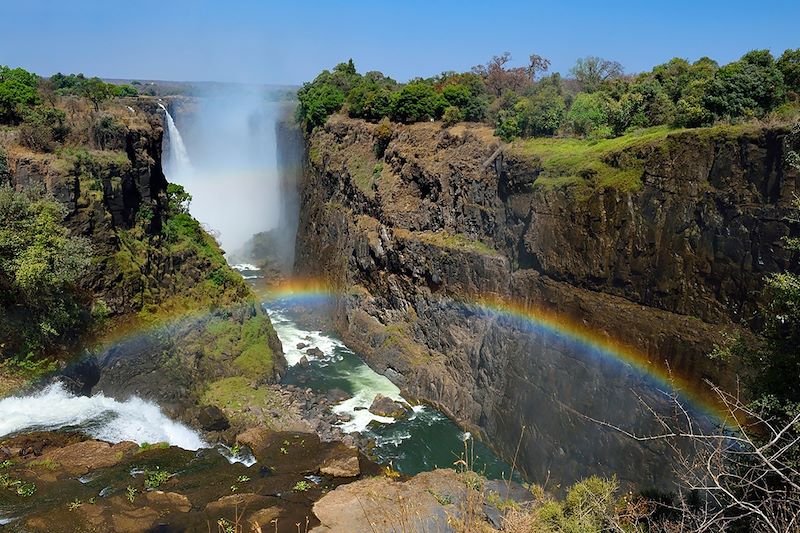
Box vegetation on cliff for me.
[0,65,270,392]
[296,49,800,141]
[0,186,92,373]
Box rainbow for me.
[263,277,731,422]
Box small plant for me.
[237,475,250,483]
[427,489,453,505]
[293,480,311,492]
[217,518,236,533]
[280,447,288,455]
[230,443,241,456]
[382,465,401,479]
[68,498,82,511]
[230,484,239,493]
[0,460,12,469]
[16,481,37,497]
[126,485,137,503]
[144,467,171,489]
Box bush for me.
[18,107,69,152]
[442,105,463,127]
[703,50,786,119]
[91,114,127,150]
[567,92,609,136]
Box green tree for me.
[346,73,394,121]
[703,49,786,119]
[566,92,609,136]
[777,48,800,96]
[514,88,566,137]
[113,84,138,97]
[389,81,446,123]
[81,77,114,111]
[0,66,40,124]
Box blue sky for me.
[2,1,797,85]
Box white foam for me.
[0,384,206,450]
[231,263,260,272]
[267,308,347,366]
[267,305,410,433]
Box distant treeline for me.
[296,50,800,140]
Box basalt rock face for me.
[289,116,800,487]
[3,99,285,401]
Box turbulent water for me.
[0,383,206,450]
[266,301,518,480]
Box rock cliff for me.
[288,115,800,487]
[1,98,284,417]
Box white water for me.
[266,306,408,433]
[0,384,206,450]
[159,103,193,181]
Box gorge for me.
[1,43,799,532]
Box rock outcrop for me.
[288,115,800,488]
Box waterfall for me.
[159,103,192,182]
[0,383,206,450]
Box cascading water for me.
[0,383,206,450]
[159,103,193,182]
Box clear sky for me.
[2,1,798,85]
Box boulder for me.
[296,342,309,349]
[305,347,324,358]
[205,493,271,516]
[145,491,192,512]
[368,394,408,418]
[40,440,137,474]
[298,355,310,367]
[327,388,351,402]
[320,446,360,478]
[194,405,230,432]
[236,428,273,454]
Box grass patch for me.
[395,228,498,256]
[511,123,766,197]
[233,343,273,376]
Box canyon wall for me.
[2,99,283,420]
[287,115,799,487]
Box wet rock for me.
[145,490,192,512]
[368,394,408,418]
[40,440,138,474]
[327,388,351,402]
[306,347,324,358]
[205,493,271,516]
[248,506,281,530]
[236,427,273,454]
[297,342,309,349]
[299,355,311,367]
[193,405,230,432]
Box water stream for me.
[266,298,518,481]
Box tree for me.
[567,92,609,136]
[527,54,551,81]
[703,50,786,119]
[0,186,93,364]
[389,81,446,123]
[0,66,40,124]
[514,88,566,137]
[473,52,532,97]
[18,107,69,152]
[570,56,624,93]
[777,48,800,96]
[81,77,113,111]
